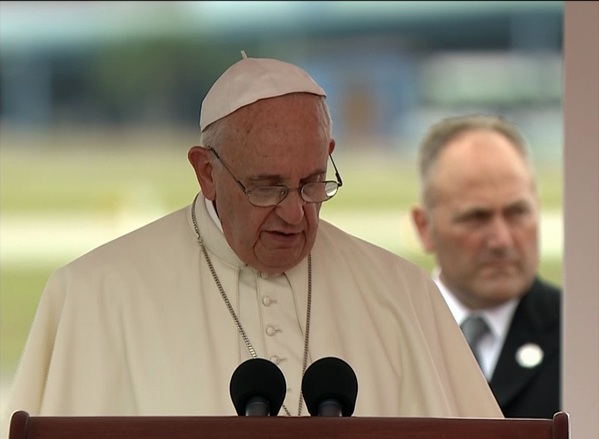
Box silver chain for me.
[191,194,312,416]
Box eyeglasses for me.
[207,147,343,207]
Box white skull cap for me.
[199,50,326,132]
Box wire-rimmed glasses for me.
[207,147,343,207]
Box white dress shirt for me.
[432,268,519,380]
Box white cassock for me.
[3,192,502,437]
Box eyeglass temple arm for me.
[329,154,343,187]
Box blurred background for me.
[0,0,563,415]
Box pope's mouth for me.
[262,230,302,247]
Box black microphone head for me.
[301,356,358,416]
[229,358,287,416]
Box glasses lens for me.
[248,181,340,206]
[324,181,340,198]
[248,186,288,207]
[302,181,339,202]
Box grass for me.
[0,126,564,381]
[0,266,53,375]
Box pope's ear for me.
[188,146,216,200]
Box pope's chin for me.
[255,260,299,277]
[256,247,306,271]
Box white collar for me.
[432,267,519,343]
[204,197,223,233]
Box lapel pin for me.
[516,343,544,368]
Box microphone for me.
[301,356,358,417]
[229,358,287,416]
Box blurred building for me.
[0,1,563,157]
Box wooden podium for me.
[9,410,570,439]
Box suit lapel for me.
[489,279,560,407]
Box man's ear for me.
[411,206,435,253]
[188,146,216,200]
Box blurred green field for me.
[0,127,564,384]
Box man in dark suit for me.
[411,114,561,418]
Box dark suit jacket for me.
[489,277,561,419]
